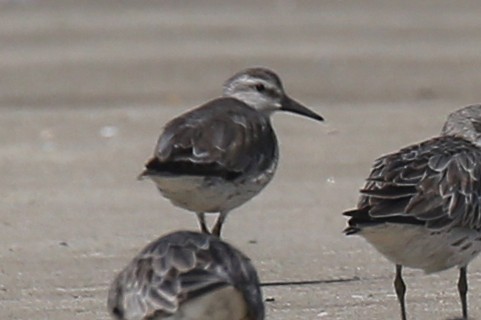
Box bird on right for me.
[344,104,481,320]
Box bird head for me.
[442,104,481,147]
[223,67,324,121]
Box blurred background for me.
[4,0,481,108]
[3,1,481,319]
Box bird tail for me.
[342,207,372,235]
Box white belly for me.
[146,162,277,214]
[359,223,481,273]
[163,286,249,320]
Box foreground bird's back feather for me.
[108,231,264,320]
[347,136,481,231]
[143,98,277,180]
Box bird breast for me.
[163,286,249,320]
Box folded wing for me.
[143,98,277,180]
[349,136,481,230]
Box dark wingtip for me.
[342,208,360,234]
[342,208,359,217]
[137,158,159,180]
[343,226,360,235]
[137,170,149,180]
[342,208,368,235]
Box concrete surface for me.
[2,1,481,319]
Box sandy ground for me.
[3,1,481,319]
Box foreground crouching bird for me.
[343,105,481,320]
[139,67,323,237]
[108,230,264,320]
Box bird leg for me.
[211,211,228,237]
[196,212,210,234]
[458,266,468,319]
[394,264,407,320]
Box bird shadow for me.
[260,276,360,287]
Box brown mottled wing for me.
[356,136,481,230]
[142,97,277,180]
[108,231,264,320]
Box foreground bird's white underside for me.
[162,286,249,320]
[146,161,277,213]
[359,223,481,273]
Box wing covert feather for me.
[108,231,264,320]
[150,97,277,177]
[358,136,481,230]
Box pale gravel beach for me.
[3,1,481,319]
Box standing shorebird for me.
[344,104,481,320]
[107,230,264,320]
[139,67,323,237]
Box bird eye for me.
[255,83,266,92]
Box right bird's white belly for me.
[359,223,481,273]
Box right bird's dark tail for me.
[342,207,374,235]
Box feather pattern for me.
[108,231,264,320]
[343,105,481,319]
[142,97,277,181]
[351,136,481,230]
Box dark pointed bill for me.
[280,95,324,121]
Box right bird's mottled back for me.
[343,104,481,320]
